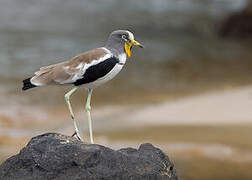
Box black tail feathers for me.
[22,78,37,91]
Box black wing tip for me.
[22,77,37,91]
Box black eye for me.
[122,35,127,40]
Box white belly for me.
[82,64,124,89]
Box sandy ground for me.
[97,139,252,163]
[2,85,252,137]
[120,86,252,126]
[60,85,252,133]
[2,85,252,177]
[1,85,252,141]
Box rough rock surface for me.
[0,133,177,180]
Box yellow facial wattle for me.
[124,39,143,57]
[124,42,132,57]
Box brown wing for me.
[30,48,108,86]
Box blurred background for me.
[1,0,252,179]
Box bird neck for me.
[105,41,125,57]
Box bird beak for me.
[124,39,144,57]
[131,40,144,48]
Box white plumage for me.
[22,30,143,144]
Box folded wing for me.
[30,48,109,86]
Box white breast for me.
[82,53,127,89]
[118,53,127,64]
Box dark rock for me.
[0,133,177,180]
[219,1,252,39]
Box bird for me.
[22,30,143,144]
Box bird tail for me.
[22,77,37,91]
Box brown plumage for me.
[27,48,107,87]
[22,30,143,143]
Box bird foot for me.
[71,132,81,141]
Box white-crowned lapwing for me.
[22,30,143,144]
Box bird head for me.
[106,30,143,57]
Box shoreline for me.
[120,85,252,126]
[1,85,252,136]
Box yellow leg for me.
[64,87,83,141]
[86,88,94,144]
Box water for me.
[0,0,251,108]
[0,0,248,79]
[1,0,252,153]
